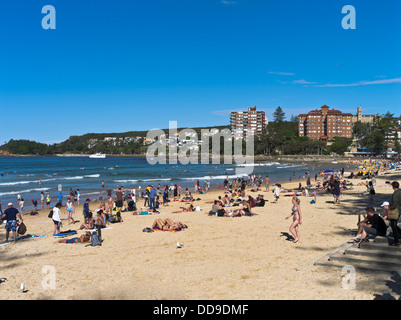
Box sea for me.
[0,156,356,211]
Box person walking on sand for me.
[1,202,23,243]
[285,196,302,243]
[51,202,63,235]
[265,175,271,192]
[40,191,45,209]
[65,198,75,225]
[333,178,341,204]
[273,184,281,203]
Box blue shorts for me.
[5,220,18,232]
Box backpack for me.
[17,222,27,235]
[90,231,102,246]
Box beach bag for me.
[388,207,400,220]
[17,222,27,235]
[90,232,101,246]
[48,210,53,218]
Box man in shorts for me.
[265,175,271,192]
[355,207,387,247]
[1,202,24,243]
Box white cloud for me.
[315,77,401,87]
[278,79,316,85]
[221,0,237,4]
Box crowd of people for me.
[1,160,400,248]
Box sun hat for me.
[7,202,12,206]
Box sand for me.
[1,161,401,300]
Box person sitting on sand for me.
[181,193,194,202]
[95,210,106,229]
[151,218,188,231]
[55,231,92,244]
[79,212,95,230]
[223,195,231,206]
[208,201,221,216]
[229,200,254,217]
[254,195,266,207]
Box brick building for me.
[298,105,353,141]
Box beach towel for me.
[0,234,47,246]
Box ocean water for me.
[0,156,354,210]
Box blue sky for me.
[0,0,400,144]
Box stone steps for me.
[314,236,401,272]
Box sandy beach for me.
[1,161,401,300]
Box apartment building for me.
[230,106,268,138]
[298,105,353,141]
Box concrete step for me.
[329,249,401,269]
[345,246,401,260]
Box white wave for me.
[84,174,100,178]
[236,162,279,167]
[182,173,249,181]
[0,180,38,186]
[276,164,303,169]
[0,188,50,197]
[62,176,84,180]
[0,175,85,186]
[114,178,172,183]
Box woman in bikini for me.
[285,196,302,243]
[55,232,92,244]
[106,195,114,215]
[172,204,195,213]
[151,218,188,231]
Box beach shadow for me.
[280,232,294,242]
[373,271,401,300]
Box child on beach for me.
[273,184,281,203]
[285,197,302,243]
[65,198,75,225]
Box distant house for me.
[352,106,380,125]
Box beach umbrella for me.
[323,169,334,174]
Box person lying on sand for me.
[151,218,188,231]
[172,204,195,213]
[54,231,91,244]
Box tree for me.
[353,121,371,139]
[329,137,353,155]
[272,106,286,123]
